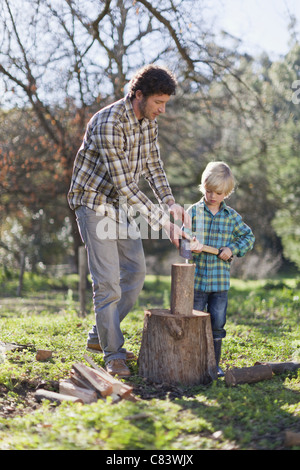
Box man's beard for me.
[138,97,149,120]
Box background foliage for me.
[0,0,300,277]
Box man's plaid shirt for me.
[185,198,255,292]
[68,95,174,230]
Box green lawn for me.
[0,273,299,450]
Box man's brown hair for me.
[128,64,177,99]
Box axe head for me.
[179,238,193,260]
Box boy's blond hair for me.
[199,161,235,197]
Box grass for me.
[0,271,299,450]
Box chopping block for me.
[138,263,217,386]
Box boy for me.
[185,162,255,376]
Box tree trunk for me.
[17,251,25,297]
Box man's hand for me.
[163,201,191,248]
[168,202,191,229]
[163,220,189,249]
[190,237,203,253]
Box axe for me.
[179,235,231,262]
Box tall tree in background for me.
[1,0,298,274]
[0,0,252,268]
[266,45,300,269]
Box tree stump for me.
[138,263,217,386]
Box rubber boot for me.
[213,338,225,377]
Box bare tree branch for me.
[136,0,195,71]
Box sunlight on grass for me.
[0,273,299,450]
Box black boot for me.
[214,339,225,377]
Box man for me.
[68,64,190,377]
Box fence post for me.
[17,251,26,297]
[78,246,87,316]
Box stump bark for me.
[138,309,217,385]
[138,263,217,386]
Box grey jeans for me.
[75,206,146,363]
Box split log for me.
[59,379,97,404]
[138,308,217,385]
[225,364,273,387]
[72,363,113,397]
[170,263,195,316]
[254,361,300,375]
[70,369,91,390]
[284,431,300,447]
[35,389,83,404]
[83,355,135,400]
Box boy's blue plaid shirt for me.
[185,198,255,292]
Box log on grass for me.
[59,379,97,404]
[284,431,300,447]
[35,389,83,404]
[225,364,273,387]
[138,308,217,386]
[254,361,300,375]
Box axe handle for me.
[202,244,219,256]
[181,236,232,261]
[182,235,220,256]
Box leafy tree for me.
[0,0,256,267]
[266,45,300,268]
[1,0,299,275]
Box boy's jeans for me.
[75,206,146,363]
[193,291,228,339]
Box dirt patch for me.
[132,379,202,401]
[0,380,59,419]
[0,377,200,420]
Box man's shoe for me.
[86,342,136,360]
[86,342,103,354]
[106,359,131,377]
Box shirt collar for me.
[124,95,139,128]
[200,197,230,214]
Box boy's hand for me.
[218,247,233,261]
